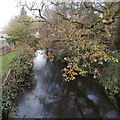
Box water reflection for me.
[13,50,118,118]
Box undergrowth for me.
[2,48,34,119]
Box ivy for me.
[2,49,34,118]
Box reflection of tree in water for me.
[14,51,118,118]
[37,61,117,118]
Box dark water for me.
[12,50,118,118]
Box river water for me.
[12,50,118,118]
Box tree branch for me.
[84,2,105,13]
[51,2,119,30]
[2,69,11,86]
[24,1,47,21]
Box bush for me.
[100,52,120,105]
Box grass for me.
[0,51,16,74]
[0,42,32,74]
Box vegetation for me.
[2,49,34,118]
[37,20,119,105]
[2,7,36,119]
[2,1,120,118]
[5,7,36,44]
[0,42,31,75]
[28,1,119,105]
[0,52,16,74]
[100,52,120,103]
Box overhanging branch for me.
[52,2,120,30]
[84,2,105,13]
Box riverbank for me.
[1,42,34,119]
[0,52,16,74]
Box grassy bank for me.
[0,42,31,75]
[2,43,34,119]
[0,52,16,74]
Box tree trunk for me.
[115,2,120,50]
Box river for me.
[12,50,118,118]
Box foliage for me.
[37,20,119,104]
[5,15,36,44]
[2,2,119,115]
[2,7,37,118]
[2,49,34,118]
[100,52,120,105]
[0,52,16,74]
[62,42,118,81]
[9,50,34,84]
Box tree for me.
[5,7,36,44]
[115,1,120,50]
[20,6,27,16]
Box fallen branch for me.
[2,69,11,87]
